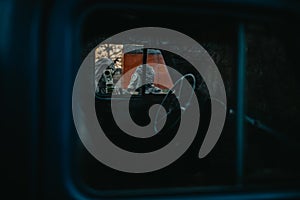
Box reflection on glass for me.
[95,45,173,96]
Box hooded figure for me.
[95,57,114,94]
[127,64,161,94]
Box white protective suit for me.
[127,64,161,94]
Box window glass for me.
[245,22,300,187]
[74,9,236,191]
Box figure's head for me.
[96,57,114,70]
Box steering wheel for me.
[154,73,196,133]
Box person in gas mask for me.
[127,64,161,94]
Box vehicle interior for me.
[2,0,300,199]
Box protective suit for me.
[127,64,161,94]
[95,57,114,94]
